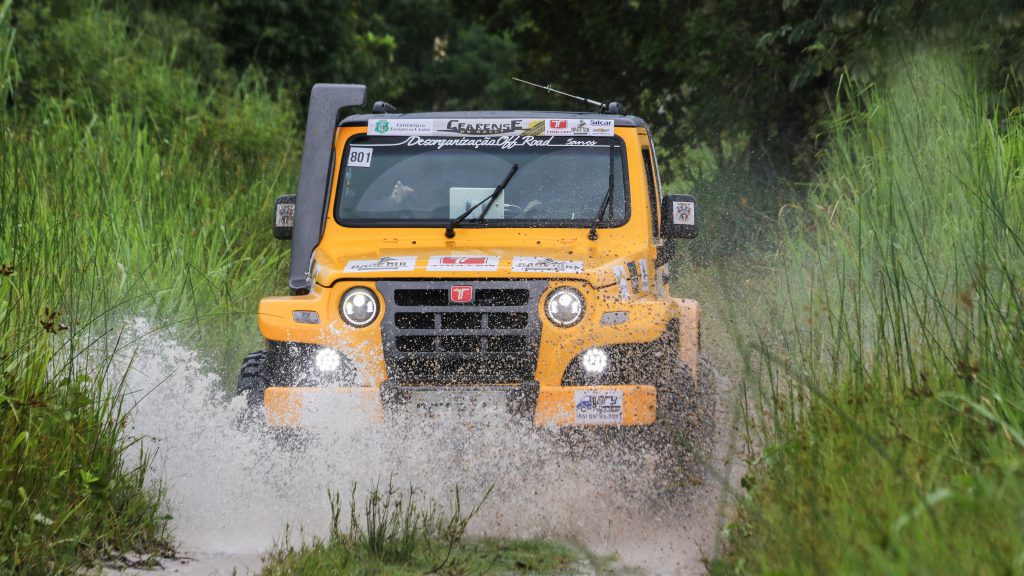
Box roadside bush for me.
[0,3,298,572]
[716,49,1024,574]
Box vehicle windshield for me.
[334,134,628,227]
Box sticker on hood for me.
[612,266,631,300]
[511,256,583,273]
[343,256,416,273]
[426,255,499,271]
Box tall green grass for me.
[0,4,299,572]
[717,51,1024,573]
[260,480,579,575]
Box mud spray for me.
[113,319,732,575]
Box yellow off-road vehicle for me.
[238,84,704,434]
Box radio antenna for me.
[512,77,606,111]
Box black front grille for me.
[378,280,547,384]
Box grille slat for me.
[378,280,546,384]
[440,313,483,330]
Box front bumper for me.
[262,382,656,428]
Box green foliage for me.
[214,0,402,100]
[0,3,299,572]
[481,0,1022,178]
[716,49,1024,574]
[260,481,579,575]
[0,0,16,101]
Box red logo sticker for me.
[549,120,567,129]
[440,256,487,266]
[449,285,474,303]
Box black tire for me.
[550,357,715,499]
[645,355,716,489]
[237,351,269,409]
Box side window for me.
[642,147,659,239]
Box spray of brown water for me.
[114,318,731,574]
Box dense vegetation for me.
[1,0,1021,573]
[0,2,296,572]
[712,51,1024,574]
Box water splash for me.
[113,318,722,573]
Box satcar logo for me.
[374,120,390,134]
[449,285,474,303]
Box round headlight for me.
[545,287,585,327]
[340,287,379,327]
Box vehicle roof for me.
[339,110,649,129]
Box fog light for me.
[314,348,341,372]
[581,348,608,374]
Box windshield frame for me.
[330,133,632,230]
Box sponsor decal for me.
[627,261,640,293]
[440,118,545,136]
[638,259,650,292]
[612,266,631,300]
[673,201,695,225]
[449,285,474,303]
[511,256,584,273]
[366,118,614,138]
[275,202,294,228]
[426,255,500,271]
[574,390,624,424]
[343,256,416,273]
[565,138,600,146]
[400,135,556,150]
[368,119,435,136]
[543,118,615,137]
[347,147,373,167]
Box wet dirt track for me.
[105,319,742,575]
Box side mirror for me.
[274,194,296,240]
[661,194,698,239]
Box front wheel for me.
[237,350,269,409]
[647,356,716,488]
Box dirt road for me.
[107,319,741,575]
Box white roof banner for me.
[367,118,614,138]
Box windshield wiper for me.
[445,163,519,238]
[588,143,616,241]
